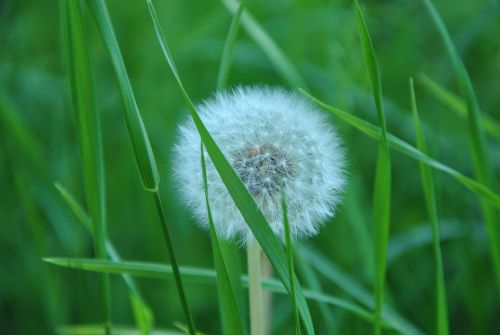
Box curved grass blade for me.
[201,143,244,335]
[83,1,196,331]
[301,90,500,210]
[215,4,248,330]
[146,1,315,333]
[410,78,449,335]
[299,246,424,335]
[54,183,154,335]
[65,1,110,332]
[84,0,158,191]
[282,195,300,334]
[353,1,391,333]
[220,0,308,89]
[43,257,396,329]
[417,74,500,139]
[217,1,244,90]
[420,0,500,294]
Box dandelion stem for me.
[248,238,264,335]
[153,191,196,335]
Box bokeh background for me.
[1,0,500,334]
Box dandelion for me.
[173,86,346,244]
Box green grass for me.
[64,1,110,332]
[420,0,500,296]
[352,2,391,334]
[410,78,449,335]
[1,0,500,334]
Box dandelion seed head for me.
[173,86,346,245]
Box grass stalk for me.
[352,1,391,333]
[65,0,111,332]
[420,0,500,294]
[409,78,449,335]
[153,191,196,335]
[282,195,300,335]
[247,239,264,335]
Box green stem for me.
[153,191,196,335]
[248,239,264,335]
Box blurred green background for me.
[1,0,500,334]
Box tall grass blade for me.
[84,0,159,191]
[353,1,391,333]
[417,74,500,139]
[282,195,300,334]
[217,1,244,90]
[215,4,248,331]
[146,1,315,333]
[409,78,449,335]
[201,143,244,335]
[43,257,396,328]
[55,183,154,335]
[65,1,110,332]
[420,0,500,294]
[220,0,307,89]
[83,0,196,330]
[301,90,500,210]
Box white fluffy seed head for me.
[173,86,346,245]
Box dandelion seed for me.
[173,86,346,244]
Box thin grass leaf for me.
[220,0,307,89]
[300,90,500,209]
[417,74,500,139]
[65,1,110,332]
[282,195,300,335]
[84,0,159,191]
[409,78,449,335]
[43,257,395,329]
[353,1,391,333]
[146,1,315,333]
[420,0,500,294]
[201,143,244,335]
[299,246,424,335]
[217,1,244,90]
[215,5,248,330]
[83,1,196,330]
[54,183,154,335]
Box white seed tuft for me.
[173,86,346,245]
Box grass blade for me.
[201,143,244,335]
[83,0,196,331]
[294,252,335,332]
[220,0,307,89]
[409,78,449,335]
[215,4,248,330]
[54,183,154,335]
[417,74,500,139]
[84,0,159,191]
[65,1,110,332]
[217,1,244,90]
[282,195,300,335]
[146,1,315,333]
[353,1,391,333]
[300,90,500,210]
[420,0,500,294]
[43,257,396,328]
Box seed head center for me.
[232,144,294,197]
